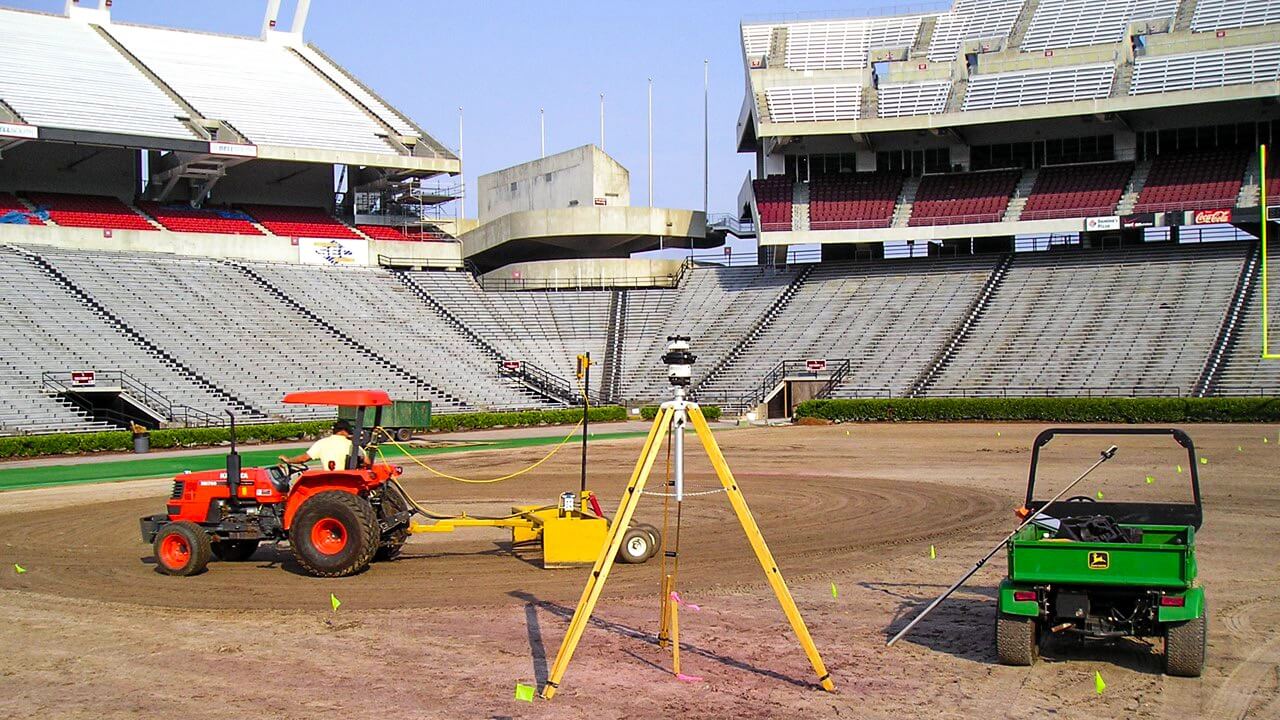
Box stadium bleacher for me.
[809,173,904,229]
[765,84,862,123]
[26,193,155,231]
[1191,0,1280,32]
[137,202,263,236]
[1133,149,1248,213]
[962,64,1115,111]
[926,0,1027,62]
[1019,0,1179,51]
[1131,45,1280,96]
[1020,162,1133,220]
[908,169,1020,226]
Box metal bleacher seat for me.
[1019,0,1179,51]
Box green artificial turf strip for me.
[0,430,651,492]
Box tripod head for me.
[662,335,696,387]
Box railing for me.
[1132,198,1238,214]
[926,385,1185,398]
[498,361,605,405]
[809,218,895,230]
[759,221,793,232]
[42,370,224,427]
[478,274,681,292]
[1020,206,1118,221]
[706,213,756,237]
[908,211,1008,226]
[742,2,950,24]
[377,254,463,269]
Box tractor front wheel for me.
[154,521,212,576]
[291,491,379,578]
[212,539,259,562]
[996,613,1039,666]
[1164,611,1207,677]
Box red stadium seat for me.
[909,169,1020,226]
[137,202,263,235]
[25,192,155,231]
[1021,162,1133,220]
[240,204,360,239]
[0,192,43,225]
[1134,150,1248,214]
[808,172,904,230]
[752,176,793,231]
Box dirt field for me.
[0,422,1276,719]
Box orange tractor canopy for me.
[140,389,412,578]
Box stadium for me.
[0,0,1276,717]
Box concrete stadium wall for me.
[477,145,629,223]
[461,206,706,258]
[479,257,685,286]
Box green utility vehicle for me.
[340,399,431,442]
[996,428,1206,677]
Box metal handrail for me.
[41,370,224,427]
[377,254,463,269]
[498,361,604,405]
[478,275,680,292]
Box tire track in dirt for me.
[1204,600,1280,719]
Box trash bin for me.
[131,423,150,454]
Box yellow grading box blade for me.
[511,504,609,568]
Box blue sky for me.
[5,0,903,217]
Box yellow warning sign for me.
[1088,551,1110,570]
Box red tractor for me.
[140,390,413,578]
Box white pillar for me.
[260,0,281,38]
[291,0,311,35]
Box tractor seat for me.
[267,466,292,493]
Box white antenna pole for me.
[599,92,605,151]
[648,78,653,209]
[540,107,546,158]
[458,106,464,221]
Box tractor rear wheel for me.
[212,539,259,562]
[291,491,379,578]
[1164,611,1207,677]
[995,613,1039,666]
[374,483,411,562]
[154,521,212,576]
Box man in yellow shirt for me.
[279,419,355,472]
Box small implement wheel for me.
[212,539,259,562]
[995,613,1039,666]
[617,526,653,564]
[291,491,379,578]
[633,523,663,560]
[1164,611,1207,677]
[394,428,413,442]
[154,521,212,576]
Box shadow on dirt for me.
[509,590,814,689]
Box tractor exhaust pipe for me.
[226,410,241,498]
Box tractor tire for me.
[290,491,379,578]
[996,613,1039,666]
[1164,611,1207,677]
[617,526,653,564]
[634,523,662,560]
[394,427,413,443]
[212,540,259,562]
[154,521,212,576]
[374,483,411,562]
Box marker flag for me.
[831,582,838,599]
[1200,457,1208,465]
[14,564,25,574]
[330,593,341,612]
[1237,446,1243,452]
[929,545,936,560]
[1094,670,1106,694]
[514,683,535,702]
[1145,475,1155,485]
[1096,491,1104,500]
[670,591,701,612]
[1176,464,1183,474]
[996,431,1002,437]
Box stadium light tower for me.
[458,106,465,221]
[647,78,653,209]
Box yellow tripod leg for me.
[688,406,836,692]
[658,574,672,648]
[541,407,672,700]
[669,590,681,676]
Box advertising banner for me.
[299,237,369,266]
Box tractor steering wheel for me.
[1063,494,1097,503]
[277,460,308,476]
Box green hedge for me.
[638,405,722,421]
[793,397,1280,423]
[0,407,629,459]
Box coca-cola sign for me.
[1192,208,1232,225]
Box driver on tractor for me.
[279,419,364,472]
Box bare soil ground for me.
[0,422,1276,719]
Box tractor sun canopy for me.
[282,390,393,407]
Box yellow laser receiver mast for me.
[540,403,835,699]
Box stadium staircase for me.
[1110,59,1134,97]
[2,244,263,421]
[891,176,921,227]
[1173,0,1200,31]
[227,261,463,407]
[1002,169,1039,222]
[909,253,1015,397]
[393,271,576,406]
[694,265,813,401]
[1236,153,1262,208]
[792,182,810,231]
[910,16,937,59]
[600,290,626,403]
[1194,241,1261,397]
[1115,159,1152,215]
[1007,0,1042,48]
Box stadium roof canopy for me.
[0,5,457,176]
[738,0,1280,149]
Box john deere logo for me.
[1088,551,1110,570]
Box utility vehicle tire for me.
[394,428,413,442]
[291,491,379,578]
[374,483,411,562]
[996,613,1039,666]
[618,527,653,564]
[634,523,662,560]
[212,539,259,562]
[1164,611,1207,677]
[154,521,212,576]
